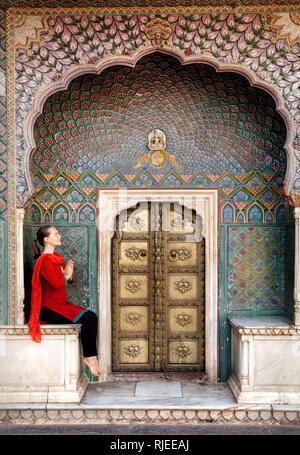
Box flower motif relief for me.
[175,312,193,327]
[169,247,192,262]
[125,247,147,262]
[124,344,142,358]
[269,13,300,46]
[174,279,192,294]
[174,344,192,360]
[125,312,143,326]
[124,278,142,294]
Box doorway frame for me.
[96,188,219,382]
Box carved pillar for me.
[16,208,25,325]
[294,207,300,326]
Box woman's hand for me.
[62,260,74,280]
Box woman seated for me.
[28,225,101,377]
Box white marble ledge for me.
[0,324,81,335]
[228,316,299,336]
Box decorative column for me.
[16,208,25,325]
[294,206,300,326]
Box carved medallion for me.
[175,312,193,327]
[124,344,143,358]
[149,150,167,168]
[125,247,147,262]
[174,344,192,360]
[133,129,182,169]
[124,278,142,294]
[174,278,193,294]
[169,247,192,262]
[145,18,172,46]
[125,311,143,326]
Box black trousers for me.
[40,307,98,357]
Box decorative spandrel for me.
[112,202,205,373]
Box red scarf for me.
[28,253,64,343]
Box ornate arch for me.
[22,45,297,206]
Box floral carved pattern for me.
[124,344,143,358]
[145,17,172,45]
[169,247,192,262]
[124,278,142,294]
[125,247,147,261]
[175,312,193,327]
[125,312,143,326]
[174,344,192,360]
[174,278,193,294]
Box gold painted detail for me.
[124,343,143,358]
[169,247,192,262]
[125,311,143,326]
[124,278,142,294]
[125,247,147,262]
[174,279,193,294]
[174,344,192,360]
[133,129,182,169]
[145,17,172,46]
[290,11,300,26]
[15,16,54,55]
[269,12,300,46]
[175,312,193,327]
[112,203,204,372]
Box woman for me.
[28,225,101,377]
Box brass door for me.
[112,202,205,373]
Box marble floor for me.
[2,380,300,425]
[79,380,237,409]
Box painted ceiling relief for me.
[30,53,287,224]
[32,54,286,176]
[12,12,300,204]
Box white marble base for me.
[135,381,182,397]
[228,316,300,404]
[0,325,89,403]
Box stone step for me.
[1,381,300,425]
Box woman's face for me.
[44,227,62,248]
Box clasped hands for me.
[61,259,74,281]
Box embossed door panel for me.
[112,202,205,373]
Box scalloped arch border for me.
[23,44,297,202]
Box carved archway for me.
[22,46,296,206]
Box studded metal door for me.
[112,202,205,373]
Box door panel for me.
[168,307,198,333]
[112,202,205,373]
[119,241,148,267]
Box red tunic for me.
[29,252,86,343]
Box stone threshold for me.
[1,381,300,425]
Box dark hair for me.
[33,225,52,259]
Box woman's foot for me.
[83,356,101,376]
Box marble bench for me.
[228,316,300,404]
[0,325,89,403]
